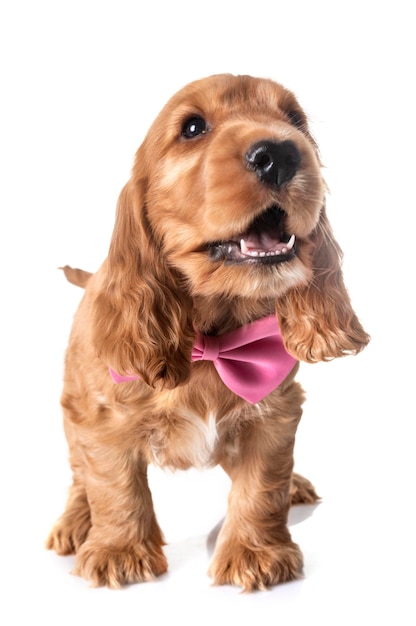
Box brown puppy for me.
[47,74,369,591]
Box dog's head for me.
[137,74,324,301]
[92,74,369,389]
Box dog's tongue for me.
[210,205,295,261]
[241,231,283,253]
[238,205,288,253]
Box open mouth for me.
[207,205,296,265]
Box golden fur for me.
[47,74,369,591]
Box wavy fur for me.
[47,74,369,592]
[277,205,368,361]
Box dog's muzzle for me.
[207,140,301,266]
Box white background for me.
[1,1,415,624]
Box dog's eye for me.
[181,116,208,139]
[287,110,306,130]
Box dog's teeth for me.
[240,235,295,258]
[286,234,296,250]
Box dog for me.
[47,74,369,591]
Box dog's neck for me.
[192,296,276,335]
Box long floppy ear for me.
[91,171,194,390]
[277,205,370,362]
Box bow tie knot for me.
[195,334,221,361]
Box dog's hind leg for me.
[290,472,320,505]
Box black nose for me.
[245,140,301,187]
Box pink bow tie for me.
[110,315,297,404]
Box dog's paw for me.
[209,539,303,591]
[73,540,168,588]
[46,514,91,555]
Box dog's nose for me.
[245,140,301,187]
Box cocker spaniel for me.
[47,74,369,591]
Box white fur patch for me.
[160,153,200,189]
[149,409,218,469]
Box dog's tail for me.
[59,265,92,288]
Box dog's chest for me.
[144,408,219,470]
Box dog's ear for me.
[92,160,194,390]
[277,205,370,362]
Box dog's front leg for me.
[73,445,167,588]
[209,388,304,591]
